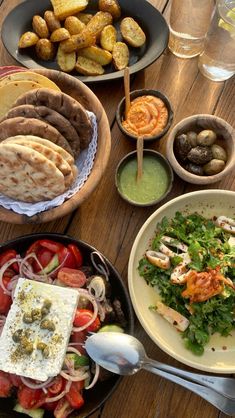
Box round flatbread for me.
[0,143,65,202]
[0,72,61,91]
[13,88,92,153]
[0,117,73,156]
[3,105,80,157]
[0,81,43,119]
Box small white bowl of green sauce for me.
[115,150,174,206]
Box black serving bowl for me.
[116,89,174,142]
[0,233,134,418]
[115,149,174,207]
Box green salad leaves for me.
[138,212,235,355]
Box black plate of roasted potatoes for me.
[1,0,169,83]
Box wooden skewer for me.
[124,67,130,120]
[136,136,144,182]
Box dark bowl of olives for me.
[166,114,235,184]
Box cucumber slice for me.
[98,324,124,333]
[14,403,44,418]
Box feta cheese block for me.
[0,278,79,381]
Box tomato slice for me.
[70,330,87,355]
[65,381,84,409]
[73,309,101,332]
[9,374,22,388]
[48,376,64,395]
[0,249,19,273]
[67,244,83,268]
[57,268,86,288]
[18,386,45,409]
[0,277,12,314]
[0,371,12,397]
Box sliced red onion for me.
[90,251,110,282]
[66,346,82,356]
[45,380,72,403]
[87,276,106,302]
[97,301,106,321]
[21,376,54,389]
[85,363,100,390]
[72,292,98,333]
[0,257,21,295]
[60,370,89,382]
[47,252,69,278]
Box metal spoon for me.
[85,333,235,415]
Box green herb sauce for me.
[118,155,169,204]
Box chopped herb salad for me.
[138,212,235,355]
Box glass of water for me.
[198,0,235,81]
[168,0,215,58]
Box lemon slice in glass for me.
[218,7,235,37]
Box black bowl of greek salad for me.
[0,233,134,418]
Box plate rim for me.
[1,0,169,84]
[128,189,235,374]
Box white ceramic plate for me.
[128,190,235,373]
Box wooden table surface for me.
[0,0,235,417]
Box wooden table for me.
[0,1,235,417]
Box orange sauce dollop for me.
[122,95,168,138]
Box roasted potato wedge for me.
[51,0,88,20]
[112,41,129,70]
[50,28,70,42]
[76,12,93,25]
[60,30,96,52]
[120,17,146,47]
[57,43,76,72]
[44,10,61,32]
[98,0,121,20]
[77,45,112,65]
[100,24,117,51]
[75,56,104,75]
[35,38,56,60]
[86,11,113,37]
[64,16,85,35]
[18,32,39,48]
[32,15,49,38]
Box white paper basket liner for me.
[0,111,97,216]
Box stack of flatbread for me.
[0,71,93,203]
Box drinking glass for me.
[198,0,235,81]
[168,0,215,58]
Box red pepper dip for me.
[122,95,168,138]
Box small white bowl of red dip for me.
[116,89,174,142]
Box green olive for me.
[32,308,42,321]
[203,159,225,175]
[197,130,217,146]
[43,299,52,310]
[187,131,197,147]
[211,144,227,162]
[40,319,55,331]
[23,342,34,355]
[37,341,47,351]
[42,346,50,358]
[12,329,23,343]
[23,312,33,324]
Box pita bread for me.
[0,117,73,156]
[14,88,92,154]
[0,143,65,202]
[3,105,81,156]
[0,72,61,91]
[0,81,43,119]
[2,135,74,166]
[2,136,77,189]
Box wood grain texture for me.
[0,0,234,417]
